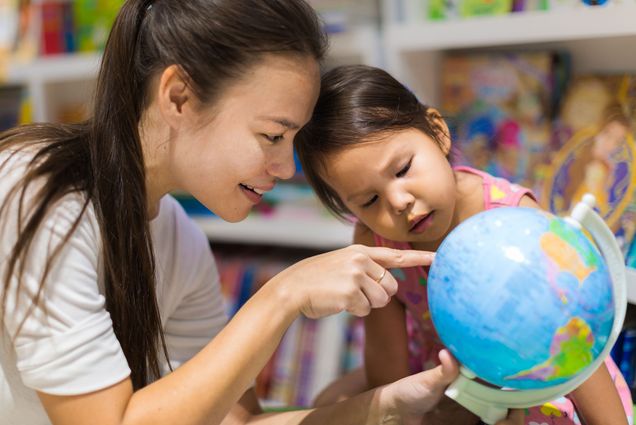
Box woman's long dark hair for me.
[0,0,326,390]
[296,65,447,220]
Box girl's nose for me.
[387,190,414,215]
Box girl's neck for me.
[411,169,485,252]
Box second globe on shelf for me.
[428,207,614,390]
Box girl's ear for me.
[426,108,452,155]
[156,64,192,129]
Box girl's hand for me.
[270,244,434,319]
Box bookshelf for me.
[4,52,100,122]
[193,215,353,250]
[382,2,636,105]
[325,25,383,68]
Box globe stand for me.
[444,194,628,424]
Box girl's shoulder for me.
[454,165,536,209]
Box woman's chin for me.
[216,207,251,223]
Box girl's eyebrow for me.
[347,187,371,203]
[345,152,407,202]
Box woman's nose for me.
[267,142,296,180]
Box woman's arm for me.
[570,362,629,425]
[38,244,435,425]
[223,351,523,425]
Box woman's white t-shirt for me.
[0,152,227,424]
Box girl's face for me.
[170,54,320,222]
[322,128,458,244]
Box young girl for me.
[0,2,522,424]
[296,65,633,425]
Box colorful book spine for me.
[40,1,65,55]
[619,329,636,387]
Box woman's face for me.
[170,54,320,222]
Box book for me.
[0,85,24,131]
[429,0,513,20]
[441,51,562,189]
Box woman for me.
[0,1,522,424]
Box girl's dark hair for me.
[0,0,326,390]
[296,65,447,220]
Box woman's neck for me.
[139,109,175,220]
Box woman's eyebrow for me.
[258,116,300,130]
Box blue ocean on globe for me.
[428,207,614,390]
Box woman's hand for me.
[381,349,459,425]
[421,396,481,425]
[493,409,524,425]
[270,244,434,319]
[379,350,524,425]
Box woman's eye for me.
[361,195,378,208]
[396,159,412,178]
[263,134,284,143]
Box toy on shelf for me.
[429,0,514,20]
[543,75,636,252]
[427,195,626,423]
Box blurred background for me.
[1,0,635,411]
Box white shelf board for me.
[193,215,354,250]
[385,4,636,52]
[4,52,101,85]
[327,25,382,66]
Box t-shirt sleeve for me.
[487,176,537,208]
[2,195,130,396]
[153,197,228,371]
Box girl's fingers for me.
[359,245,435,269]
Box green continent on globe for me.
[506,317,594,382]
[540,220,597,287]
[549,218,600,269]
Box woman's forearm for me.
[123,281,298,425]
[241,385,395,425]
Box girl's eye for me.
[396,159,412,178]
[361,195,378,208]
[263,134,284,143]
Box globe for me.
[428,207,614,391]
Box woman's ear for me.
[427,107,452,155]
[156,65,191,128]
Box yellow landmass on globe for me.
[540,232,596,286]
[505,317,594,382]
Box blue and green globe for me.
[428,207,614,390]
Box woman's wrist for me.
[258,273,303,324]
[372,384,401,425]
